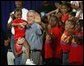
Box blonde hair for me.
[27,10,41,23]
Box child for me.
[60,3,70,23]
[3,32,15,65]
[60,19,75,65]
[12,8,34,65]
[69,21,83,65]
[44,16,63,65]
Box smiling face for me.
[60,4,68,14]
[27,11,35,24]
[49,16,59,27]
[14,11,22,19]
[65,20,75,32]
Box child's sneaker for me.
[26,59,36,65]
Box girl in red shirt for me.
[60,19,75,65]
[44,16,63,65]
[69,22,83,65]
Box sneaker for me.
[26,59,36,65]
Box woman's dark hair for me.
[12,8,22,20]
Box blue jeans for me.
[10,35,28,65]
[10,35,14,53]
[14,55,22,65]
[62,52,69,65]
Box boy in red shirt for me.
[44,16,63,65]
[60,3,70,23]
[60,19,75,65]
[69,22,83,65]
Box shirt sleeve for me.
[22,8,28,21]
[36,24,42,35]
[8,11,14,24]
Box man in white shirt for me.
[8,1,28,34]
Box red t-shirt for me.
[69,30,83,64]
[44,26,62,59]
[69,44,83,65]
[60,31,71,53]
[12,19,26,40]
[61,13,69,23]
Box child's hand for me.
[23,22,27,26]
[17,37,25,44]
[10,14,15,19]
[72,38,76,43]
[19,23,25,28]
[46,34,51,41]
[64,36,71,43]
[61,33,67,41]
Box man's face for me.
[27,12,35,24]
[15,1,23,8]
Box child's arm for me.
[22,21,28,28]
[12,22,21,26]
[46,9,59,16]
[12,20,27,28]
[12,22,26,29]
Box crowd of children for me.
[43,1,83,65]
[3,1,83,65]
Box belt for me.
[31,49,41,52]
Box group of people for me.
[3,1,83,65]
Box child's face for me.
[61,5,68,14]
[55,12,62,19]
[27,12,35,24]
[49,19,57,27]
[65,21,74,32]
[4,38,10,46]
[69,15,74,20]
[14,11,22,19]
